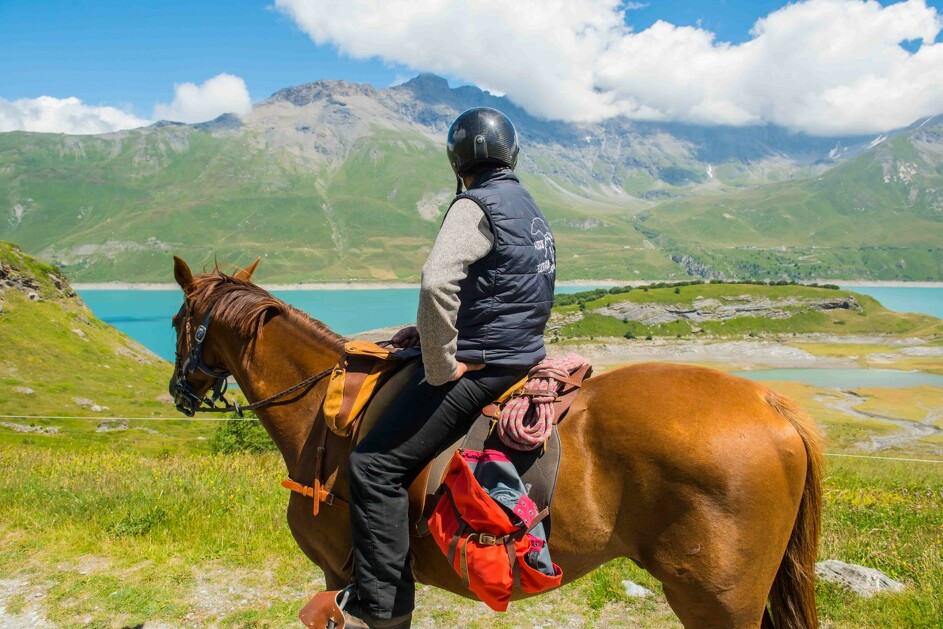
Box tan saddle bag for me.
[322,340,419,437]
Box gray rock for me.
[621,580,654,598]
[815,560,905,597]
[1,422,59,435]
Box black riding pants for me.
[348,363,527,619]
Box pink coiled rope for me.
[496,354,591,451]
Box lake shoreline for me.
[72,279,943,291]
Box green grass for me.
[2,242,942,626]
[0,242,202,452]
[1,443,940,627]
[816,457,943,627]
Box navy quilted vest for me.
[452,170,555,367]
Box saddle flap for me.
[355,361,421,445]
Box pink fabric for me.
[462,449,512,464]
[496,354,591,451]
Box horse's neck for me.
[223,314,342,478]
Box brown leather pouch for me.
[323,341,419,437]
[299,588,350,629]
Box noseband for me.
[171,301,333,417]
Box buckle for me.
[195,325,207,343]
[323,493,335,506]
[478,533,497,546]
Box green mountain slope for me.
[0,75,940,282]
[0,120,678,282]
[0,242,188,449]
[635,119,943,280]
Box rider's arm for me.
[418,198,494,386]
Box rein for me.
[171,301,333,417]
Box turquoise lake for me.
[78,287,600,363]
[840,285,943,319]
[77,285,943,365]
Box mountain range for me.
[1,73,941,282]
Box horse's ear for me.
[233,257,261,282]
[173,256,194,292]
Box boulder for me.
[815,560,905,597]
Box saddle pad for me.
[415,413,562,540]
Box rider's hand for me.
[450,362,485,381]
[391,325,420,348]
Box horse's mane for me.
[187,269,346,352]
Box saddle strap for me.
[551,363,591,426]
[282,478,348,516]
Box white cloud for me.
[0,96,149,134]
[275,0,943,135]
[153,73,252,123]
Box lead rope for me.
[496,354,591,451]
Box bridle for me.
[170,300,333,417]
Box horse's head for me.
[169,255,261,416]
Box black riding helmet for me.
[446,107,519,193]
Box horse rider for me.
[343,107,557,628]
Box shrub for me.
[210,412,276,454]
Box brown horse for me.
[169,256,823,629]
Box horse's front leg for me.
[287,496,351,590]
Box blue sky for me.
[2,0,942,134]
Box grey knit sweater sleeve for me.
[418,198,494,386]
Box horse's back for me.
[566,361,805,460]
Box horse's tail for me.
[763,391,823,629]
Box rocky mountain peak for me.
[396,73,453,97]
[267,79,379,107]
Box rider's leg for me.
[348,364,527,620]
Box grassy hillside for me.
[1,81,941,283]
[551,282,943,340]
[0,242,205,452]
[635,127,943,281]
[0,126,682,282]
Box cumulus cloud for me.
[0,96,149,134]
[153,73,252,123]
[275,0,943,135]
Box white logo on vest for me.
[531,218,556,275]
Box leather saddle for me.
[354,360,589,537]
[283,356,589,527]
